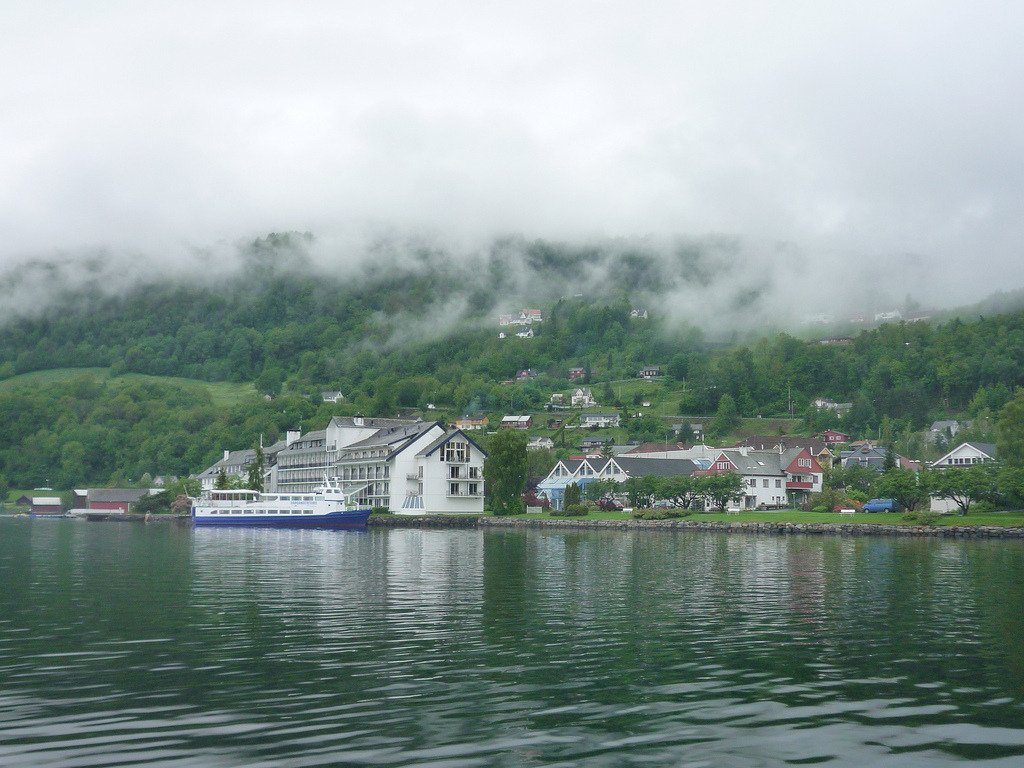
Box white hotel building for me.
[260,416,486,514]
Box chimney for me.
[223,450,230,462]
[286,430,301,446]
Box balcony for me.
[787,481,814,490]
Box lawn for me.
[0,367,256,408]
[500,509,1024,527]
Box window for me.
[469,466,480,479]
[775,479,782,488]
[443,442,469,463]
[799,458,811,468]
[469,483,479,496]
[748,479,757,487]
[450,483,461,496]
[762,479,769,487]
[450,466,461,479]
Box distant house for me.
[500,415,533,429]
[537,455,699,510]
[630,309,648,319]
[930,420,960,444]
[839,446,907,471]
[638,366,662,380]
[14,494,31,507]
[515,328,534,339]
[498,314,514,326]
[516,369,539,382]
[580,436,612,450]
[549,393,566,406]
[197,448,257,491]
[812,398,852,414]
[568,367,586,381]
[816,429,850,445]
[733,436,836,469]
[571,387,597,408]
[321,391,345,403]
[30,497,64,516]
[87,488,152,513]
[519,309,544,324]
[580,412,621,428]
[527,436,554,450]
[818,336,852,346]
[874,310,903,322]
[931,442,997,468]
[454,416,489,431]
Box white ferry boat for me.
[191,479,372,528]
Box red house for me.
[817,430,850,445]
[30,497,65,516]
[87,488,151,513]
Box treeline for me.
[0,374,346,492]
[3,237,1024,451]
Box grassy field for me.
[0,367,256,408]
[501,509,1024,527]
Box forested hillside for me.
[2,234,1024,489]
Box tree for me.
[997,388,1024,467]
[564,481,582,507]
[929,465,997,515]
[700,473,745,511]
[711,393,739,437]
[882,446,897,473]
[246,443,265,491]
[214,467,230,490]
[623,475,658,508]
[873,468,927,511]
[484,429,529,516]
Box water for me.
[1,518,1023,767]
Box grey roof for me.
[197,449,255,478]
[343,421,438,452]
[263,439,288,456]
[732,436,829,454]
[31,497,63,506]
[329,416,422,430]
[417,428,488,458]
[720,450,784,474]
[610,457,698,477]
[88,488,150,504]
[965,442,997,458]
[931,420,959,431]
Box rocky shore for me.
[369,515,1024,538]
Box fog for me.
[1,2,1022,321]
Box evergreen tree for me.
[246,443,265,491]
[484,430,529,516]
[214,467,230,490]
[564,481,582,507]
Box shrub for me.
[971,500,996,515]
[370,506,392,515]
[901,511,939,525]
[553,504,589,517]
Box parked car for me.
[596,498,624,511]
[862,498,898,513]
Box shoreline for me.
[369,514,1024,538]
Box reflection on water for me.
[1,518,1023,766]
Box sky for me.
[1,1,1022,309]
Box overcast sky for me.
[1,1,1021,304]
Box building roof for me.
[328,416,422,430]
[580,412,619,419]
[731,436,831,454]
[31,497,63,506]
[88,488,150,503]
[197,449,256,478]
[417,428,488,458]
[342,421,439,454]
[930,420,959,432]
[611,457,698,477]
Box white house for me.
[537,455,699,510]
[929,442,998,512]
[320,391,344,403]
[704,447,823,510]
[198,448,256,491]
[528,436,555,450]
[930,420,960,444]
[571,387,597,408]
[580,412,621,428]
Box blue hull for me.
[192,509,372,529]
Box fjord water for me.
[1,519,1023,767]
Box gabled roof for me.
[31,497,63,506]
[197,449,256,478]
[717,449,784,474]
[930,420,959,431]
[933,442,997,465]
[88,488,150,503]
[611,457,698,477]
[417,428,488,459]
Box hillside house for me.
[516,369,539,381]
[812,398,852,414]
[638,366,662,380]
[571,387,597,408]
[528,436,554,450]
[454,416,488,431]
[580,412,620,428]
[840,445,910,471]
[549,393,566,406]
[568,367,586,381]
[320,391,344,403]
[733,436,836,468]
[930,420,960,444]
[816,429,850,445]
[500,415,533,429]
